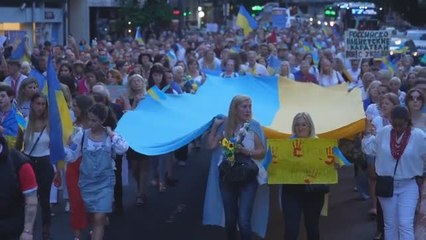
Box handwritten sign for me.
[267,139,340,184]
[106,85,127,103]
[345,30,390,59]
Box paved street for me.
[46,148,376,240]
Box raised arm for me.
[205,118,225,150]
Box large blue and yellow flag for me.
[236,5,258,36]
[46,54,73,164]
[116,75,365,155]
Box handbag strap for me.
[393,158,400,177]
[28,126,46,156]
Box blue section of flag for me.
[333,147,351,166]
[147,85,167,101]
[29,68,46,90]
[46,54,66,164]
[116,74,279,155]
[10,38,26,61]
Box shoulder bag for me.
[376,158,400,198]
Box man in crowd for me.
[0,134,38,240]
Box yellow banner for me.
[268,139,339,184]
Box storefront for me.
[0,5,64,47]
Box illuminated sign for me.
[351,8,377,15]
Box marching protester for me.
[204,95,268,240]
[64,103,128,240]
[15,77,39,118]
[66,95,94,240]
[363,106,426,240]
[22,93,54,240]
[281,112,329,240]
[0,135,38,240]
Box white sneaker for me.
[65,201,70,212]
[178,161,186,167]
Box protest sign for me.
[271,8,290,29]
[206,23,219,32]
[267,138,340,184]
[106,85,127,103]
[345,30,390,59]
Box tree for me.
[374,0,426,26]
[119,0,173,33]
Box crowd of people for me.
[0,17,425,240]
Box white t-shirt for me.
[3,74,28,95]
[23,129,50,157]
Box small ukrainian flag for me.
[236,5,258,36]
[147,86,167,101]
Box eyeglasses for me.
[408,95,422,102]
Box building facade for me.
[0,0,65,47]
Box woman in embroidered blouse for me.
[66,95,94,240]
[362,106,426,240]
[204,95,267,240]
[15,77,39,118]
[368,93,400,239]
[22,93,53,239]
[65,104,128,240]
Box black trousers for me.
[114,155,123,208]
[281,187,325,240]
[174,145,188,162]
[29,156,54,228]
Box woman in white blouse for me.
[316,58,344,87]
[22,93,53,239]
[362,106,426,240]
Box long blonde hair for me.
[225,95,252,138]
[24,93,49,144]
[291,112,316,138]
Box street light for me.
[197,10,205,28]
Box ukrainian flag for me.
[135,26,144,45]
[236,5,258,36]
[147,85,167,101]
[10,37,27,61]
[29,68,47,90]
[382,56,396,75]
[46,54,73,164]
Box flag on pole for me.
[135,27,144,45]
[236,5,258,36]
[46,54,73,164]
[147,86,167,101]
[10,37,26,61]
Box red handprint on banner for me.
[272,146,279,164]
[292,140,303,157]
[325,147,336,165]
[304,168,319,184]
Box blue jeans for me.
[220,179,258,240]
[281,186,324,240]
